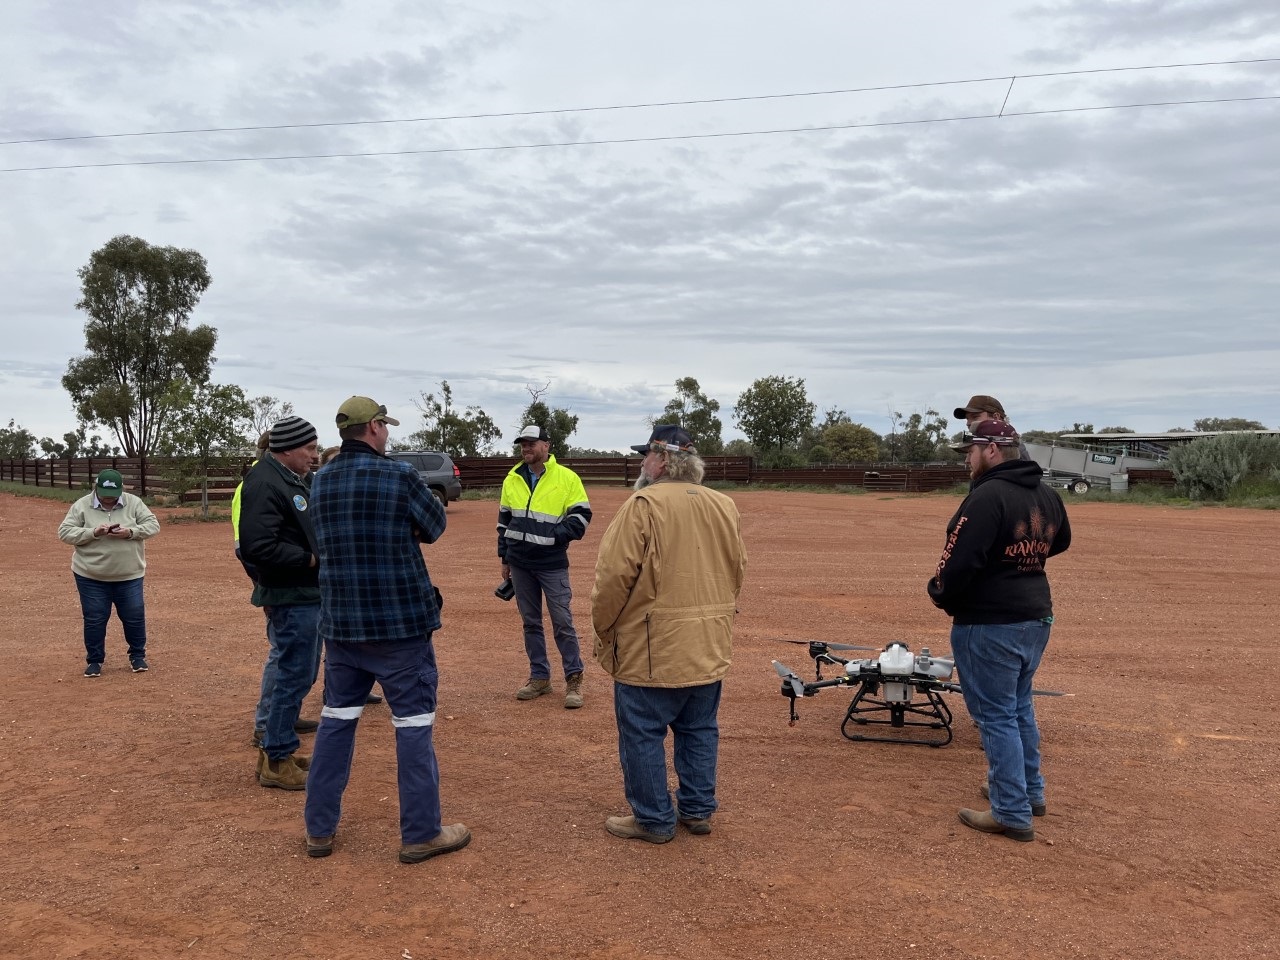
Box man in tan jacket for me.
[591,425,747,843]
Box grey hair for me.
[663,449,706,484]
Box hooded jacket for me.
[928,459,1071,624]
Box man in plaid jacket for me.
[303,396,470,864]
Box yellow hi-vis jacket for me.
[497,455,591,571]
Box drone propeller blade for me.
[1031,688,1072,697]
[777,639,875,652]
[771,660,807,699]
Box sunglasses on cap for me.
[958,433,1017,447]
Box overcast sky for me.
[2,1,1277,452]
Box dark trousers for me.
[304,635,445,845]
[74,573,146,665]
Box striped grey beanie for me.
[269,416,318,452]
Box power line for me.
[2,94,1276,174]
[2,56,1276,147]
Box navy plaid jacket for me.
[311,440,447,643]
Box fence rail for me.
[1,455,1175,501]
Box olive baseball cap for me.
[335,396,400,428]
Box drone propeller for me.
[946,685,1070,697]
[778,639,877,652]
[772,660,807,699]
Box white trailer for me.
[1024,441,1165,495]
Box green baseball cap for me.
[95,469,124,495]
[335,396,400,428]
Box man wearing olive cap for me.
[58,469,160,677]
[306,396,469,863]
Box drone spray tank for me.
[876,642,916,703]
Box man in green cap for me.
[57,468,160,677]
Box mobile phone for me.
[108,523,121,532]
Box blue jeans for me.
[304,636,444,845]
[950,620,1052,831]
[613,681,722,836]
[252,611,277,732]
[74,574,146,665]
[510,565,583,679]
[261,604,322,760]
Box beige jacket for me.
[58,492,160,582]
[591,480,747,687]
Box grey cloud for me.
[1025,1,1280,60]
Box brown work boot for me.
[605,815,674,844]
[564,672,584,709]
[516,677,552,701]
[674,805,712,835]
[306,834,334,858]
[399,823,472,863]
[257,749,309,778]
[958,808,1034,842]
[258,751,308,791]
[980,783,1046,817]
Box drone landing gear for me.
[840,683,954,747]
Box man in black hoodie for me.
[928,419,1071,842]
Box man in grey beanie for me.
[239,415,323,789]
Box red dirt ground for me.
[1,487,1276,960]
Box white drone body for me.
[841,642,956,702]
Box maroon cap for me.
[951,419,1020,450]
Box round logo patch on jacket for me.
[293,495,308,511]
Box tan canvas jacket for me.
[591,480,747,687]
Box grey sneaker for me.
[564,672,584,709]
[516,678,552,701]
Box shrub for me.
[1168,434,1280,500]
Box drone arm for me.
[798,676,856,695]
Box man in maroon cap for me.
[927,418,1071,843]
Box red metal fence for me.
[1,455,1173,501]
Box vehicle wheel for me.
[432,487,447,509]
[1069,479,1090,495]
